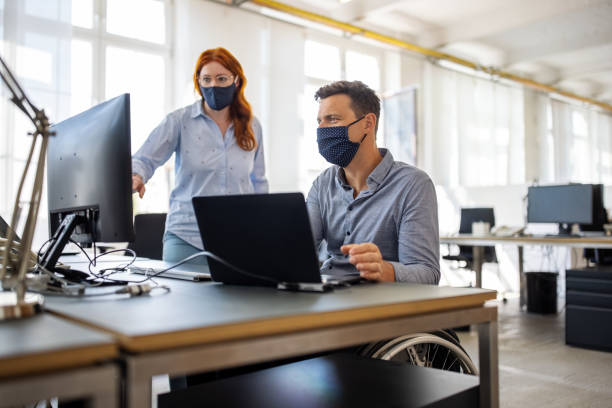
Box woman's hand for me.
[132,174,146,198]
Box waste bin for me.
[525,272,558,314]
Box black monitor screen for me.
[47,94,134,244]
[459,208,495,233]
[527,184,594,225]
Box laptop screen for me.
[0,214,19,242]
[192,193,322,286]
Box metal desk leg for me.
[478,319,499,408]
[518,246,525,309]
[473,246,484,288]
[0,364,118,408]
[125,357,152,408]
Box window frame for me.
[71,0,174,111]
[300,31,384,193]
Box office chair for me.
[127,213,167,260]
[443,208,507,302]
[443,208,497,269]
[582,207,612,265]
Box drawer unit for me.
[566,267,612,351]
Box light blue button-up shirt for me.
[132,101,268,249]
[306,149,440,284]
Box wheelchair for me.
[356,329,478,375]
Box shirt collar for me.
[335,148,394,191]
[367,148,394,188]
[190,100,208,119]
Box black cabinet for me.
[566,267,612,351]
[159,354,480,408]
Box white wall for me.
[173,0,305,192]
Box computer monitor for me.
[527,184,604,235]
[41,94,135,272]
[580,184,607,231]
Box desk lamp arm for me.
[0,54,50,318]
[0,56,53,137]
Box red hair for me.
[193,47,256,151]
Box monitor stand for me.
[38,214,128,286]
[39,213,85,273]
[557,222,575,236]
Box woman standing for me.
[132,47,268,263]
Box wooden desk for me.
[440,234,612,307]
[0,313,119,407]
[45,279,498,408]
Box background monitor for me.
[44,93,134,268]
[527,184,603,234]
[459,208,496,233]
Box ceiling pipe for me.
[248,0,612,114]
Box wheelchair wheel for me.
[360,332,478,375]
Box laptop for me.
[0,214,19,241]
[191,193,363,291]
[129,259,211,282]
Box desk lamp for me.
[0,54,51,320]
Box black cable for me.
[68,238,93,262]
[36,238,97,287]
[30,238,171,297]
[30,283,170,298]
[87,247,137,281]
[64,240,168,291]
[131,250,280,285]
[52,239,130,286]
[36,238,55,265]
[38,243,277,294]
[62,239,133,284]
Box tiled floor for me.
[457,296,612,408]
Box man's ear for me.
[365,112,377,132]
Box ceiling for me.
[243,0,612,105]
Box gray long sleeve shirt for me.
[306,149,440,284]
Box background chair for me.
[127,213,167,260]
[443,207,497,270]
[443,208,507,303]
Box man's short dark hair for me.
[315,80,380,133]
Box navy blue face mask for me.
[317,116,367,167]
[200,83,236,110]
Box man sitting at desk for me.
[307,80,440,284]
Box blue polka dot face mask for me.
[317,116,367,167]
[200,83,236,110]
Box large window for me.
[539,101,555,182]
[300,38,382,193]
[570,109,591,182]
[0,0,173,247]
[424,65,525,187]
[548,100,611,185]
[594,111,612,185]
[70,0,172,216]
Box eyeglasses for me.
[198,74,234,87]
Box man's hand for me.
[132,174,146,198]
[341,243,395,282]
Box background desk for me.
[44,278,498,408]
[0,313,119,407]
[440,234,612,308]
